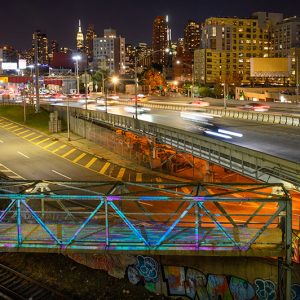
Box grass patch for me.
[0,105,50,133]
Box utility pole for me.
[134,57,138,120]
[34,32,40,113]
[191,64,195,99]
[296,51,299,104]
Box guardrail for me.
[118,100,300,127]
[47,105,300,190]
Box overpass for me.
[48,105,300,191]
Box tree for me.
[91,70,108,92]
[142,68,166,92]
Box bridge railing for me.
[46,105,300,189]
[0,180,291,256]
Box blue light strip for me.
[0,200,16,222]
[109,202,150,247]
[155,202,195,247]
[66,201,104,246]
[22,200,61,245]
[16,200,22,245]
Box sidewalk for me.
[52,131,187,182]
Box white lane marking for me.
[0,140,3,143]
[17,151,30,159]
[52,170,72,180]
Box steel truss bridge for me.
[0,180,292,257]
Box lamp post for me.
[176,60,194,98]
[72,55,81,94]
[223,83,227,109]
[111,76,119,95]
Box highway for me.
[50,100,300,163]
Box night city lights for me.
[0,0,299,299]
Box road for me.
[50,100,300,164]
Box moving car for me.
[124,105,151,114]
[240,103,270,112]
[189,100,210,107]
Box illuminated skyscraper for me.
[152,16,169,65]
[76,19,84,52]
[86,24,96,62]
[32,30,48,64]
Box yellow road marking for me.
[35,138,50,145]
[43,141,58,149]
[23,132,36,139]
[99,162,110,174]
[29,135,42,142]
[117,168,126,180]
[12,127,24,132]
[16,130,30,136]
[2,123,13,128]
[52,144,67,153]
[6,125,18,130]
[73,153,86,163]
[136,173,142,182]
[85,157,97,168]
[61,148,76,158]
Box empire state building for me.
[76,19,84,51]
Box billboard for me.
[250,58,291,77]
[1,62,18,70]
[18,59,27,70]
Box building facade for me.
[93,29,126,75]
[197,12,283,85]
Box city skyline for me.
[1,0,299,50]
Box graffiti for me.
[186,268,208,300]
[135,255,159,282]
[229,277,255,300]
[255,279,276,300]
[126,255,159,293]
[292,284,300,300]
[162,266,277,300]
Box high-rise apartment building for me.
[93,29,126,74]
[152,16,169,65]
[184,20,201,52]
[76,19,84,52]
[48,40,59,62]
[32,30,49,64]
[273,16,300,85]
[196,12,283,84]
[86,24,97,62]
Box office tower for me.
[93,29,126,74]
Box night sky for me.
[1,0,299,50]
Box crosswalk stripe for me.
[99,162,110,174]
[28,135,42,141]
[17,130,30,136]
[117,168,126,180]
[6,125,18,130]
[43,141,58,149]
[136,173,142,182]
[23,132,36,139]
[12,127,24,132]
[61,148,76,158]
[35,138,50,145]
[85,157,97,168]
[2,123,13,128]
[52,144,67,153]
[73,153,86,163]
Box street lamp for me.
[176,60,194,98]
[111,76,119,95]
[72,55,81,94]
[222,83,227,109]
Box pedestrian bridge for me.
[0,180,291,257]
